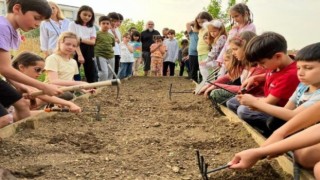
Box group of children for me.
[183,2,320,178]
[0,0,320,178]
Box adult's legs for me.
[142,51,151,76]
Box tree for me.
[205,0,248,26]
[119,19,144,34]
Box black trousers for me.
[163,61,175,76]
[74,43,98,82]
[114,55,121,75]
[189,55,199,82]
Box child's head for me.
[108,12,120,28]
[131,31,141,42]
[205,19,227,45]
[98,16,111,32]
[6,0,52,31]
[48,1,64,20]
[153,35,163,43]
[295,43,320,86]
[162,27,169,38]
[55,32,78,56]
[194,11,213,30]
[122,32,131,42]
[167,29,175,40]
[229,31,256,62]
[245,32,288,70]
[12,51,45,79]
[229,3,252,26]
[128,27,137,35]
[181,39,189,47]
[75,5,95,27]
[226,48,243,81]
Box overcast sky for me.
[52,0,320,50]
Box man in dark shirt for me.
[141,21,160,76]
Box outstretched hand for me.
[228,148,263,169]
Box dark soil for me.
[0,77,291,179]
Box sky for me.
[52,0,320,50]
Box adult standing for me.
[40,1,70,58]
[141,20,160,76]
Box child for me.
[40,1,70,57]
[0,0,62,128]
[200,20,227,72]
[45,31,93,93]
[228,101,320,179]
[226,32,299,134]
[194,11,213,81]
[68,5,97,83]
[163,29,179,76]
[202,32,265,104]
[186,21,199,82]
[236,42,320,132]
[217,3,256,76]
[94,16,115,81]
[130,31,142,76]
[118,33,134,79]
[108,12,122,76]
[150,35,166,76]
[178,39,189,77]
[12,52,81,114]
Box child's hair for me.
[168,29,175,35]
[245,32,287,63]
[99,15,110,24]
[229,3,253,27]
[12,51,44,69]
[108,12,120,21]
[131,31,141,42]
[128,27,137,33]
[153,35,163,41]
[181,39,189,46]
[194,11,213,30]
[230,31,257,69]
[75,5,95,27]
[55,32,78,54]
[123,32,130,38]
[48,1,64,20]
[205,20,227,45]
[223,49,234,72]
[295,42,320,62]
[6,0,52,19]
[117,13,123,22]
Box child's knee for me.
[13,98,30,110]
[295,148,319,168]
[0,114,13,128]
[314,161,320,179]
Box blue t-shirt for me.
[188,30,198,56]
[289,83,320,107]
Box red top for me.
[264,61,299,106]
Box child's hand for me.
[69,103,81,113]
[42,84,63,96]
[78,55,85,64]
[199,61,206,66]
[241,77,256,90]
[228,148,263,169]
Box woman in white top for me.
[40,1,69,57]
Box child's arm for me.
[38,95,81,113]
[150,44,159,53]
[237,94,299,121]
[81,38,96,46]
[0,50,62,96]
[126,43,134,53]
[229,123,320,169]
[263,101,320,147]
[241,73,266,90]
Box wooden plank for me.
[219,105,315,180]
